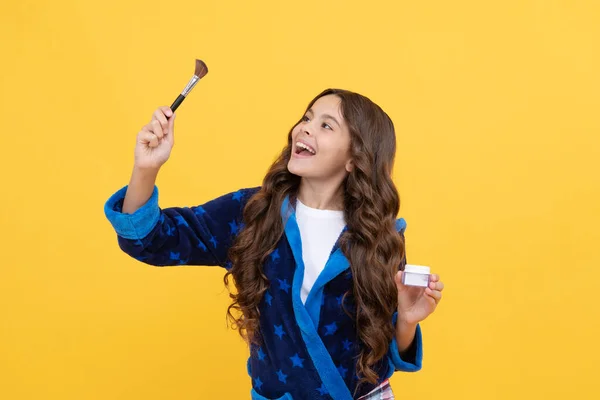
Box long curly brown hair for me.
[224,88,405,385]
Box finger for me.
[139,131,159,148]
[152,109,169,132]
[164,112,176,146]
[151,120,164,140]
[160,106,174,119]
[429,280,444,291]
[142,122,156,135]
[152,106,173,120]
[429,274,440,283]
[395,270,412,286]
[425,287,442,302]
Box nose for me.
[302,123,313,136]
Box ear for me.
[345,159,354,173]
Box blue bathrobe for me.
[104,186,423,399]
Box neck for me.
[296,178,345,211]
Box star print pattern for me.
[174,215,188,226]
[257,347,266,361]
[228,220,239,235]
[106,186,421,399]
[290,353,305,368]
[277,279,291,293]
[324,322,338,336]
[232,191,243,202]
[276,369,288,384]
[270,249,280,262]
[316,384,328,396]
[194,206,206,216]
[342,339,353,351]
[264,291,273,306]
[274,325,286,340]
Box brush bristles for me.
[194,59,208,79]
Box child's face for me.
[287,95,353,181]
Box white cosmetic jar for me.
[402,264,431,287]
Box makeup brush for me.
[170,59,208,112]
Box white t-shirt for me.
[295,199,346,304]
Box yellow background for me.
[1,0,599,399]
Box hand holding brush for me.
[121,59,208,213]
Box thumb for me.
[395,271,404,290]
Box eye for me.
[301,115,310,122]
[322,123,332,130]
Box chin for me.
[287,160,304,176]
[287,159,314,178]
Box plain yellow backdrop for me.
[1,0,599,399]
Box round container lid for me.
[404,264,430,274]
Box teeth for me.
[296,142,316,154]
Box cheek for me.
[291,125,301,139]
[326,135,351,155]
[320,140,351,163]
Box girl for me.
[104,88,444,399]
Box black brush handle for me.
[170,94,185,112]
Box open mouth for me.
[294,141,316,156]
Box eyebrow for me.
[307,108,341,128]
